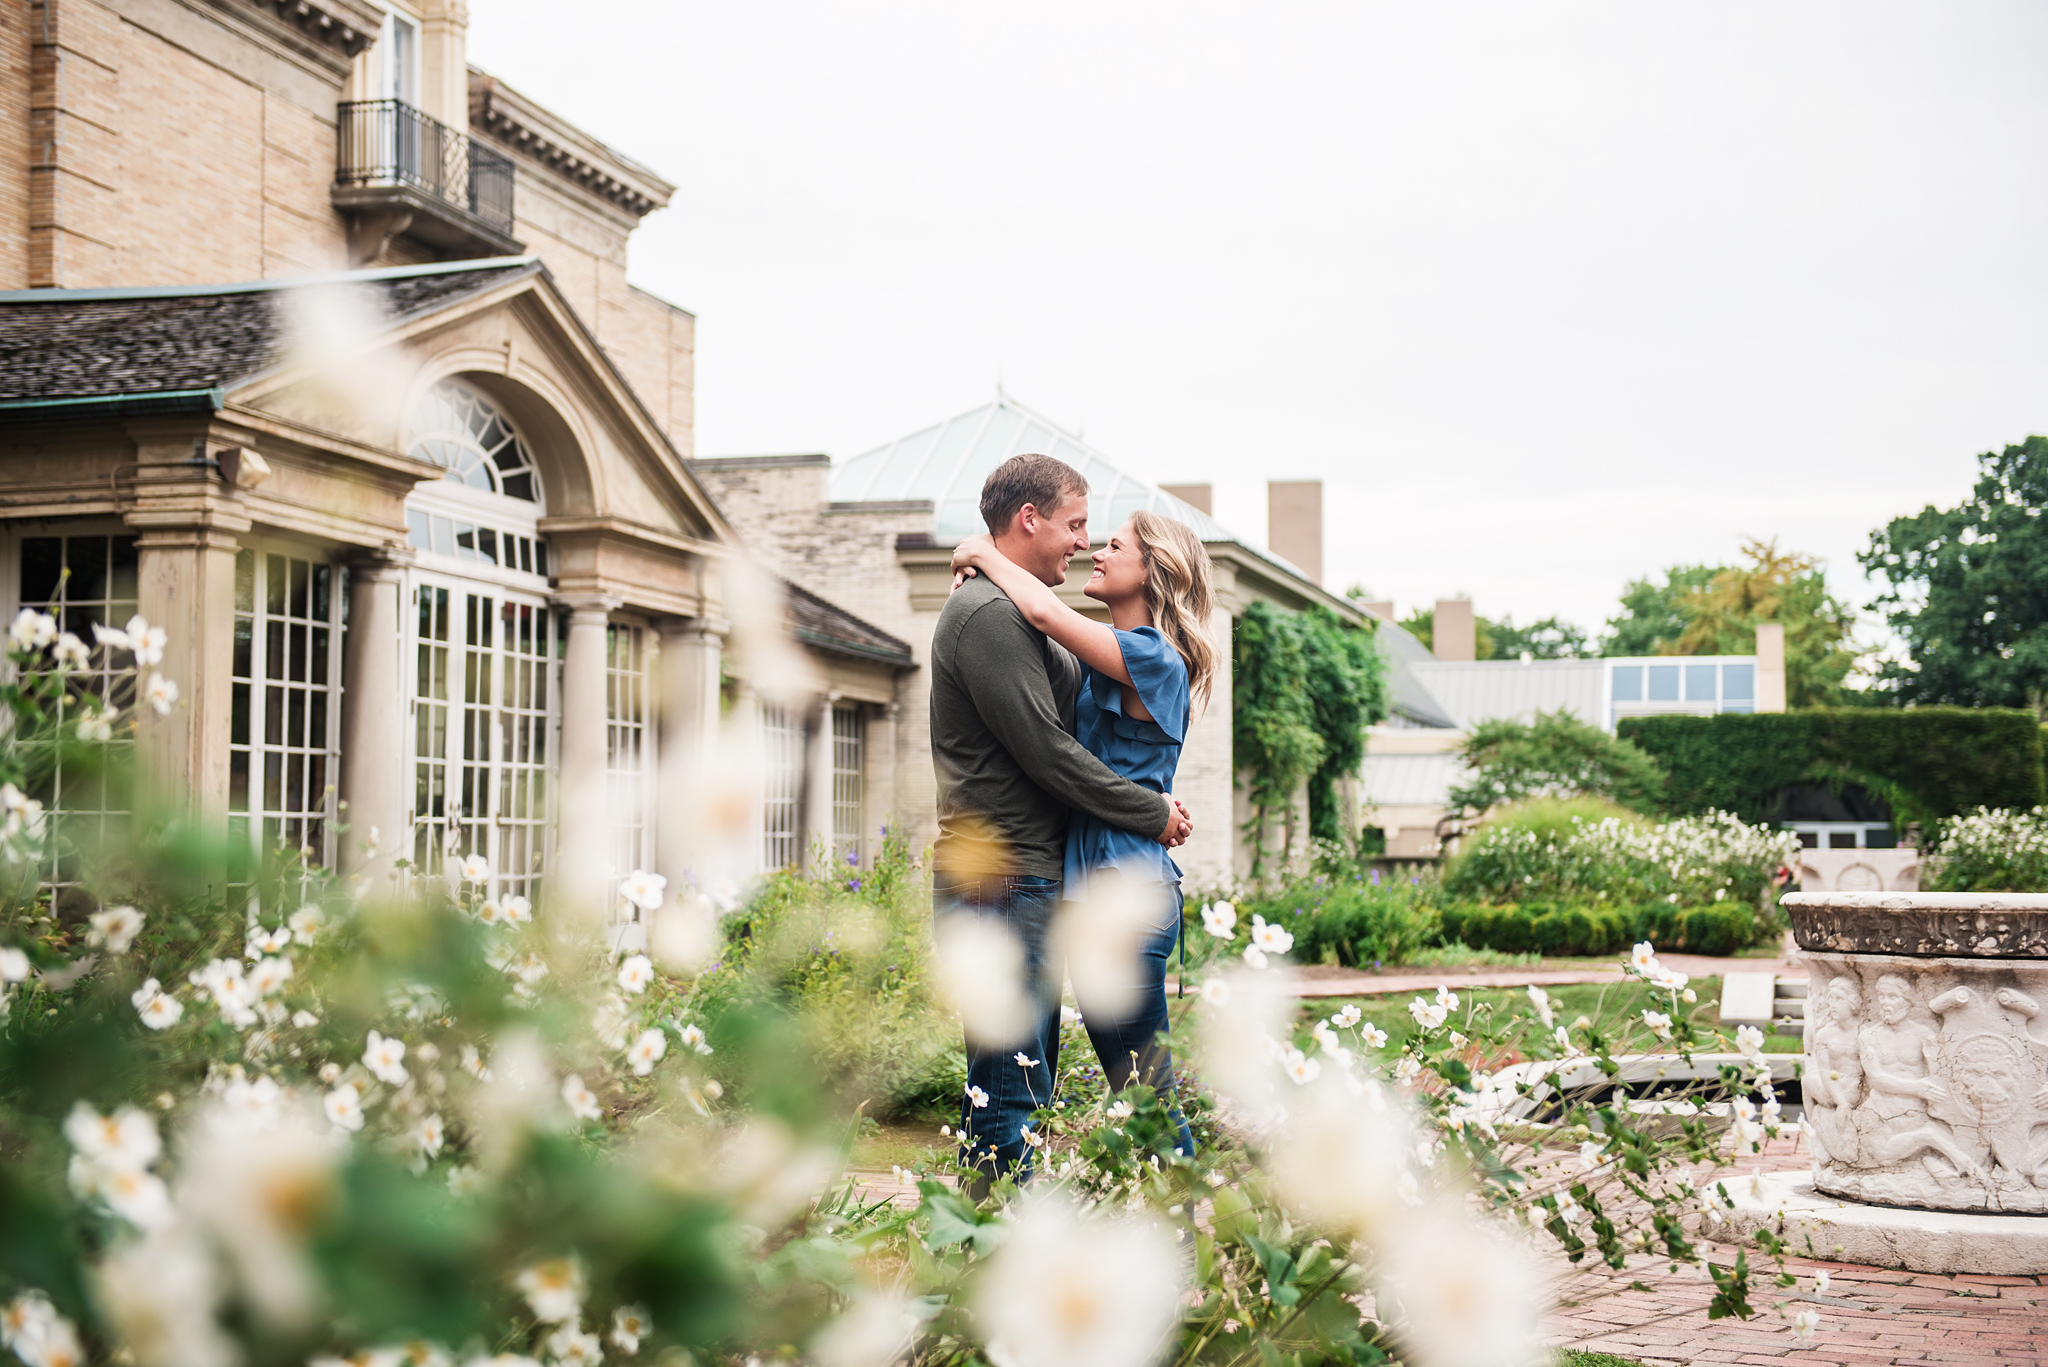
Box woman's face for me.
[1084,518,1147,604]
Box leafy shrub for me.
[1240,871,1442,968]
[1447,711,1667,815]
[1437,900,1754,958]
[1927,806,2048,892]
[1444,802,1797,923]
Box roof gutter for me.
[0,388,226,423]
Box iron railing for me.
[336,99,515,234]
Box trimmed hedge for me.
[1618,707,2044,829]
[1439,900,1753,959]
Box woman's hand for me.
[949,534,994,592]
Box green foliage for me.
[1670,539,1863,707]
[1925,806,2048,892]
[1603,565,1721,656]
[1238,872,1441,969]
[1232,602,1388,877]
[1618,708,2046,831]
[1438,900,1752,959]
[1448,712,1668,815]
[1862,435,2048,711]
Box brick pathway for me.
[1543,1138,2048,1365]
[1173,948,1810,1001]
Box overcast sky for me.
[470,2,2044,647]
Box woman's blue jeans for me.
[938,874,1194,1189]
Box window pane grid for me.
[605,624,647,889]
[761,702,801,871]
[18,533,139,891]
[831,704,862,866]
[230,549,343,870]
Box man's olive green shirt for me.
[930,576,1171,882]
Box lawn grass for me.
[1296,976,1724,1053]
[1557,1352,1651,1367]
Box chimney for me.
[1267,480,1323,585]
[1756,622,1787,712]
[1433,598,1476,662]
[1359,600,1394,623]
[1161,483,1212,515]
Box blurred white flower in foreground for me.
[619,868,667,911]
[1378,1199,1543,1367]
[809,1291,921,1367]
[180,1098,342,1327]
[616,953,654,994]
[289,903,327,941]
[0,946,28,981]
[933,912,1033,1048]
[323,1082,365,1132]
[1249,913,1294,956]
[562,1074,602,1121]
[627,1027,667,1075]
[1266,1073,1417,1240]
[610,1305,651,1353]
[973,1195,1181,1367]
[546,1323,603,1366]
[143,673,179,716]
[95,1226,237,1367]
[87,904,144,953]
[1058,876,1162,1023]
[1,1290,82,1367]
[8,609,55,650]
[516,1257,585,1323]
[131,977,184,1030]
[1200,899,1236,938]
[363,1029,409,1085]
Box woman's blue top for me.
[1064,625,1190,898]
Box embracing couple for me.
[929,452,1217,1186]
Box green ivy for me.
[1617,707,2045,830]
[1232,602,1388,882]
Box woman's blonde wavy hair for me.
[1128,509,1218,712]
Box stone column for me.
[1756,622,1787,713]
[864,702,899,864]
[555,598,615,918]
[339,550,413,890]
[728,679,763,875]
[132,522,243,826]
[654,617,725,885]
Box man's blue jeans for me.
[938,874,1194,1186]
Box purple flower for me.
[1369,869,1383,886]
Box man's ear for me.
[1014,502,1040,538]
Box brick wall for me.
[0,0,30,288]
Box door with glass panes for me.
[406,574,561,903]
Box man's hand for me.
[1156,796,1193,848]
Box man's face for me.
[1014,490,1091,586]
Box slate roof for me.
[784,579,916,667]
[0,258,538,403]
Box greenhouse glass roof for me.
[830,394,1246,548]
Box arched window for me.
[408,379,541,504]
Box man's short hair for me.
[979,454,1088,535]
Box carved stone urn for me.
[1787,891,2048,1214]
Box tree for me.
[1602,565,1722,656]
[1447,710,1667,815]
[1299,606,1390,841]
[1860,435,2048,713]
[1671,538,1862,707]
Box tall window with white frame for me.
[229,550,345,871]
[831,704,863,868]
[402,378,557,905]
[605,624,648,890]
[15,531,138,892]
[761,702,801,871]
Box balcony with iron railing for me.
[334,99,521,261]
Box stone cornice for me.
[468,69,675,220]
[225,0,381,62]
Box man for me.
[930,452,1192,1186]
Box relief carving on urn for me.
[1804,958,2048,1212]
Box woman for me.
[951,508,1216,1154]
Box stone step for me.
[1772,1018,1805,1038]
[1774,997,1806,1019]
[1718,971,1777,1025]
[1775,980,1808,999]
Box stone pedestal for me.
[1745,891,2048,1273]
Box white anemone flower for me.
[1361,1022,1389,1049]
[626,1027,667,1076]
[1249,913,1294,955]
[502,894,533,924]
[609,1306,651,1354]
[130,978,184,1030]
[220,1077,283,1132]
[618,868,667,911]
[142,673,179,716]
[323,1082,365,1132]
[288,904,326,941]
[88,620,129,653]
[679,1023,712,1055]
[1407,997,1448,1031]
[412,1114,446,1159]
[123,614,168,666]
[96,1226,236,1367]
[64,1102,160,1172]
[74,706,111,742]
[363,1030,409,1086]
[247,926,291,958]
[545,1324,603,1367]
[1282,1050,1321,1085]
[973,1194,1181,1367]
[1525,985,1554,1027]
[515,1258,585,1323]
[1790,1308,1820,1343]
[86,904,144,953]
[615,953,654,995]
[562,1074,602,1121]
[1629,940,1660,975]
[476,899,504,926]
[3,1293,83,1367]
[49,632,88,670]
[1242,944,1269,970]
[0,947,29,982]
[94,1165,175,1229]
[1331,1003,1363,1029]
[9,608,56,650]
[249,955,293,997]
[965,1084,990,1109]
[1735,1023,1766,1065]
[457,852,491,884]
[1378,1199,1543,1367]
[1200,978,1231,1007]
[460,1044,493,1081]
[1200,900,1237,938]
[1641,1010,1673,1039]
